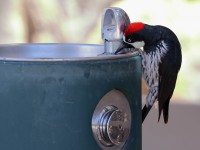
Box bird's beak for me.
[114,41,134,54]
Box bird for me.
[115,22,182,123]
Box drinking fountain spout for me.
[101,7,130,54]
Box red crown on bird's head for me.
[124,22,145,37]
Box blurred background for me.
[0,0,199,149]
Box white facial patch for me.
[132,41,145,48]
[123,35,145,48]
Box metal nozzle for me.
[101,7,130,54]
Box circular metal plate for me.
[91,89,131,150]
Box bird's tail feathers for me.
[158,104,162,122]
[163,99,170,123]
[142,104,154,123]
[158,98,170,124]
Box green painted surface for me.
[0,56,141,150]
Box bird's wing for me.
[158,40,181,123]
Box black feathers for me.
[157,39,181,123]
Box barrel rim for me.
[0,43,140,62]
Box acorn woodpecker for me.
[115,22,182,123]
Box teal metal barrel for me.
[0,44,141,150]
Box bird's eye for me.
[127,39,131,43]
